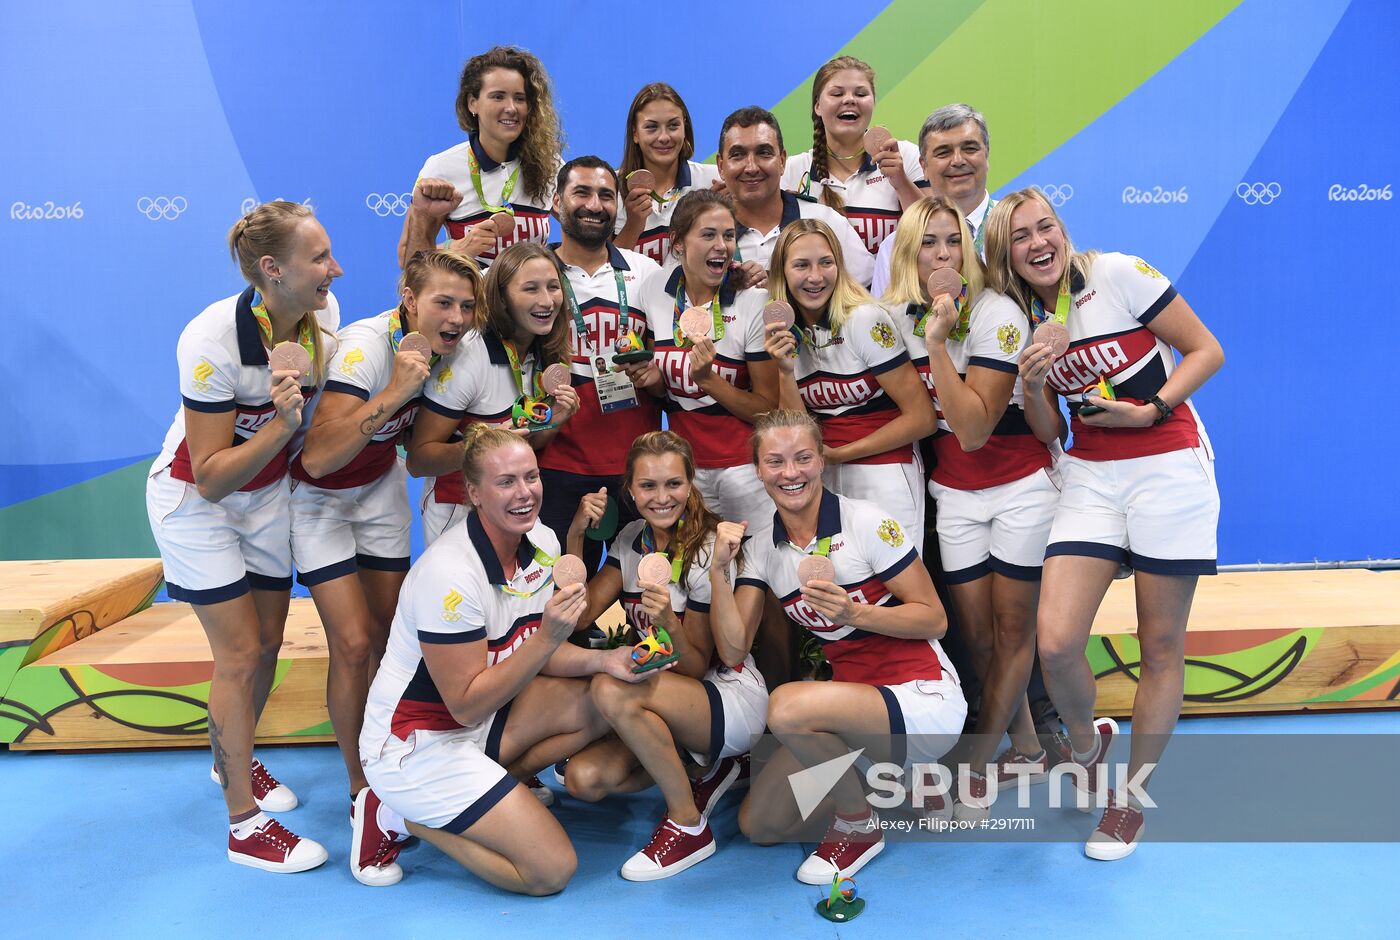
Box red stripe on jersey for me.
[818,409,913,465]
[843,206,901,254]
[538,358,661,475]
[1071,401,1201,462]
[931,431,1052,490]
[632,227,672,265]
[389,697,460,740]
[653,348,751,403]
[486,613,543,666]
[779,574,891,632]
[170,401,290,491]
[667,409,754,468]
[824,632,944,685]
[445,206,551,262]
[290,401,417,489]
[432,412,509,505]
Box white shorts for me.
[420,490,466,548]
[822,459,926,555]
[691,654,769,765]
[1047,447,1219,576]
[146,465,292,604]
[361,707,514,833]
[291,461,412,586]
[693,464,772,526]
[879,647,967,766]
[929,468,1059,583]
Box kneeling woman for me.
[711,411,966,884]
[562,431,769,881]
[353,425,656,892]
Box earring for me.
[274,278,282,288]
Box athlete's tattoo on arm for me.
[209,714,231,790]
[359,404,386,438]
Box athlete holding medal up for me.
[988,187,1224,860]
[408,243,579,545]
[399,46,562,267]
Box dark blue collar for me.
[468,131,521,172]
[771,486,842,547]
[736,190,803,239]
[466,510,537,586]
[549,241,631,273]
[662,264,737,307]
[482,329,544,366]
[235,285,269,366]
[675,160,694,190]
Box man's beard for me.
[561,211,614,250]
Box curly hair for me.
[455,46,563,203]
[808,56,877,213]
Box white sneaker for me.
[211,758,298,813]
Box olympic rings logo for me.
[365,193,412,217]
[137,196,187,220]
[1039,184,1074,207]
[1235,182,1281,206]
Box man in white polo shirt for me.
[715,106,873,288]
[871,104,995,295]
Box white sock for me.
[1071,729,1101,764]
[230,811,270,840]
[833,809,876,833]
[671,816,707,836]
[377,800,406,837]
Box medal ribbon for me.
[500,338,545,402]
[674,275,725,345]
[638,520,685,584]
[562,267,629,357]
[914,274,971,341]
[1030,289,1071,328]
[495,541,559,598]
[467,144,519,215]
[251,291,316,366]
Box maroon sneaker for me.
[524,774,555,807]
[1085,794,1143,860]
[227,816,327,873]
[995,746,1050,785]
[796,813,885,884]
[1067,717,1119,812]
[953,771,990,822]
[691,756,743,817]
[210,758,297,812]
[619,816,716,881]
[351,788,406,886]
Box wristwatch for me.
[1146,395,1173,425]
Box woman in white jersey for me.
[353,424,662,891]
[783,56,925,256]
[763,218,937,542]
[291,248,481,816]
[987,187,1224,860]
[145,201,340,872]
[399,45,563,267]
[613,83,723,264]
[556,431,767,881]
[408,243,579,545]
[708,410,964,884]
[884,196,1060,821]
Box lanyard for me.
[562,267,629,355]
[1030,289,1071,327]
[913,276,971,342]
[674,276,725,344]
[638,521,685,584]
[387,305,440,366]
[796,312,841,351]
[466,145,519,215]
[251,291,316,365]
[495,541,558,598]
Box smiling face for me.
[634,99,687,170]
[504,256,564,340]
[815,68,874,140]
[920,120,989,210]
[782,233,838,318]
[554,166,618,251]
[269,218,342,312]
[1008,196,1068,301]
[677,205,737,291]
[467,441,542,538]
[755,426,824,516]
[917,211,964,292]
[717,122,785,209]
[468,67,529,149]
[404,271,475,355]
[628,452,690,533]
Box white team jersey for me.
[417,135,555,264]
[540,243,662,477]
[421,329,546,505]
[291,309,420,489]
[793,302,913,465]
[604,519,732,632]
[362,513,558,744]
[733,192,874,287]
[783,141,926,254]
[635,268,770,468]
[737,488,947,685]
[1043,252,1210,462]
[155,287,339,492]
[615,160,723,264]
[892,291,1052,490]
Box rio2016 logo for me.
[1122,186,1188,204]
[1328,182,1392,202]
[1235,182,1281,205]
[241,196,314,216]
[11,200,84,220]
